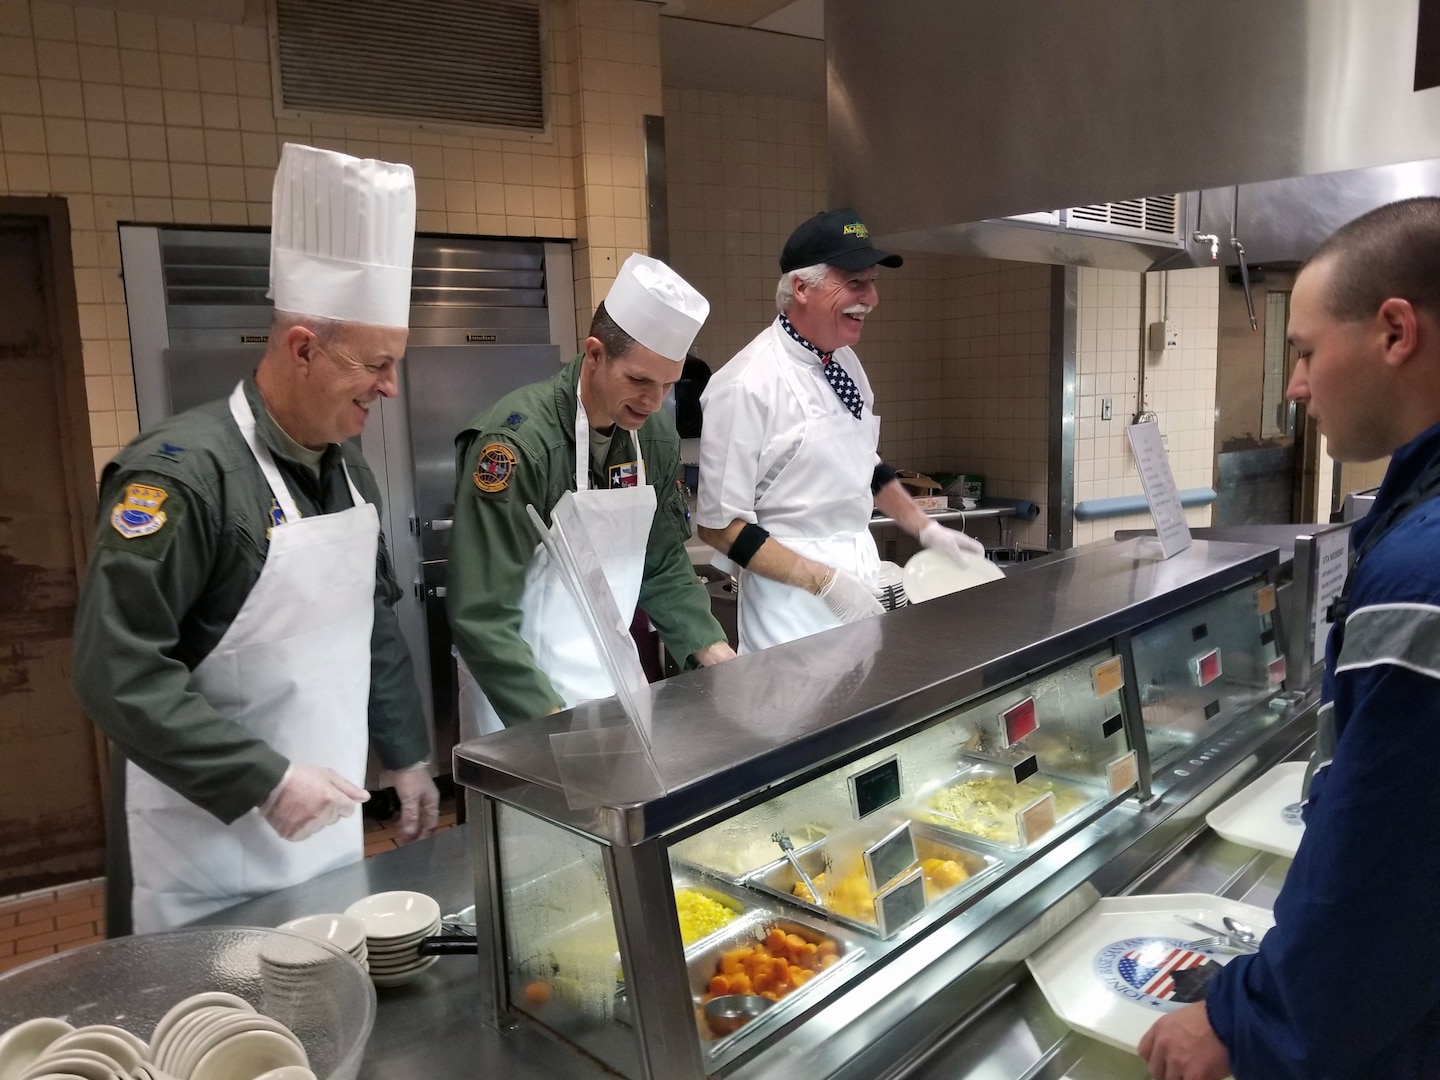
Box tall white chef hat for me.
[602,253,709,362]
[268,143,416,329]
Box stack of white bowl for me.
[0,995,316,1080]
[148,994,308,1080]
[343,892,440,988]
[276,915,368,972]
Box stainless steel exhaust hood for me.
[828,0,1440,270]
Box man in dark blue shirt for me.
[1140,198,1440,1079]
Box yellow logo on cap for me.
[111,483,169,538]
[842,222,869,238]
[474,443,517,493]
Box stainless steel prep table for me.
[191,827,613,1080]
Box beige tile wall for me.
[1072,266,1220,546]
[661,84,827,369]
[0,0,659,479]
[937,258,1051,548]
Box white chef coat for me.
[696,319,883,653]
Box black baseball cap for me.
[779,208,904,273]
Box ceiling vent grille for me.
[274,0,545,132]
[1065,196,1181,241]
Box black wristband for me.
[729,522,770,568]
[871,461,898,495]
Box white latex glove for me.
[385,763,440,844]
[919,521,986,564]
[260,764,369,842]
[816,567,886,623]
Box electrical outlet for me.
[1148,319,1179,351]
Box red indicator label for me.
[1268,656,1287,687]
[1002,696,1038,746]
[1191,649,1222,687]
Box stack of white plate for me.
[343,892,441,988]
[873,560,909,610]
[148,993,308,1080]
[276,915,368,971]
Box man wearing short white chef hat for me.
[448,253,735,736]
[73,144,439,935]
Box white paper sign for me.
[1310,528,1351,670]
[1126,421,1191,558]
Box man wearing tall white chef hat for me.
[72,143,439,935]
[448,254,734,736]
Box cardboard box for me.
[896,469,943,496]
[913,495,948,511]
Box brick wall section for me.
[0,878,105,974]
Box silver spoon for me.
[1222,916,1259,945]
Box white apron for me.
[456,405,656,740]
[125,383,376,933]
[737,357,881,654]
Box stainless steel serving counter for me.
[193,732,1306,1080]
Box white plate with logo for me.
[1025,893,1274,1053]
[1205,761,1307,859]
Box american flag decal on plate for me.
[1094,937,1222,1010]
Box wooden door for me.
[0,200,104,894]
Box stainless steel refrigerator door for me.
[404,344,563,560]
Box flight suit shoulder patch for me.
[110,483,170,538]
[98,480,189,560]
[473,441,518,494]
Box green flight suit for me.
[72,377,429,935]
[448,356,724,725]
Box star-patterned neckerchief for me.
[778,314,864,420]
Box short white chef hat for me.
[603,253,709,362]
[268,143,416,329]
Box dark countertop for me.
[194,826,608,1080]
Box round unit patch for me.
[473,442,518,493]
[1093,937,1223,1010]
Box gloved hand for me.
[386,763,440,844]
[260,764,368,842]
[816,567,886,623]
[919,521,986,564]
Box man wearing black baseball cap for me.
[694,209,986,654]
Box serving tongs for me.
[772,831,822,902]
[416,904,480,956]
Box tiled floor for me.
[0,798,458,975]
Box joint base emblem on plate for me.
[111,483,169,538]
[1094,937,1223,1010]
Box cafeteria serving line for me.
[5,2,1440,1080]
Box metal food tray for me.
[669,822,830,884]
[686,909,865,1059]
[670,867,751,955]
[744,825,1001,939]
[910,760,1104,852]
